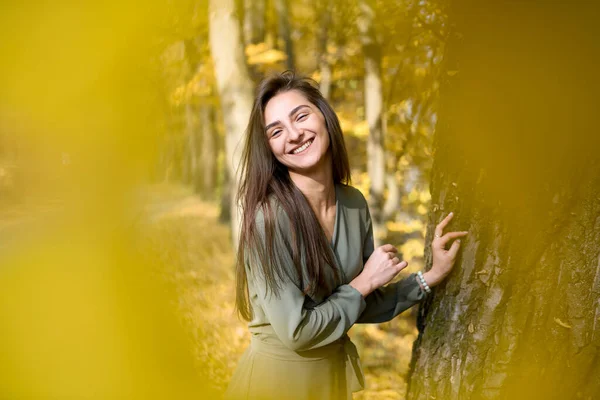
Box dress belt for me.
[249,334,365,392]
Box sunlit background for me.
[2,1,598,399]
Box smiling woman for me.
[226,71,466,400]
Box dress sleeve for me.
[356,203,427,324]
[247,207,367,352]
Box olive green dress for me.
[225,184,427,400]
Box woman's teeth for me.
[292,139,313,154]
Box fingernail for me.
[457,239,461,244]
[449,212,454,216]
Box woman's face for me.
[263,90,331,176]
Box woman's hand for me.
[423,212,468,287]
[350,244,408,297]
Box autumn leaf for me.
[554,317,572,329]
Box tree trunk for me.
[243,0,265,46]
[209,0,254,246]
[198,104,217,200]
[274,0,295,71]
[184,103,196,186]
[357,0,386,246]
[382,151,399,221]
[407,3,600,400]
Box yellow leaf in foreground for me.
[554,317,572,329]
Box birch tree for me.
[357,0,386,245]
[209,0,254,245]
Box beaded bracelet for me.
[417,271,432,294]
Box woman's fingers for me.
[380,243,398,253]
[391,260,408,274]
[435,212,454,236]
[447,237,462,257]
[437,231,469,247]
[394,261,408,276]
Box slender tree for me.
[209,0,254,245]
[357,0,386,245]
[198,103,217,200]
[274,0,295,70]
[317,0,334,100]
[243,0,266,47]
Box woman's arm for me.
[355,210,427,324]
[355,206,467,324]
[248,206,366,352]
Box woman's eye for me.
[272,129,282,137]
[297,114,308,121]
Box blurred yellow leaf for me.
[244,42,269,57]
[247,49,287,65]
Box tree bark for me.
[209,0,254,246]
[407,3,600,400]
[357,0,386,246]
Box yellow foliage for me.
[170,67,214,106]
[338,115,353,133]
[386,219,425,234]
[407,188,421,203]
[247,49,287,65]
[400,238,425,263]
[351,120,370,138]
[352,171,371,201]
[245,42,269,57]
[415,67,427,77]
[417,204,428,215]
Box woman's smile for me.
[290,138,314,155]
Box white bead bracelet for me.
[417,271,432,294]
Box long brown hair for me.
[235,71,351,320]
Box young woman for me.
[226,71,467,400]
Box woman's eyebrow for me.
[265,104,310,131]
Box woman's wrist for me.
[349,276,372,298]
[422,269,444,288]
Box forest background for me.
[1,1,599,400]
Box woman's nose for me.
[287,125,303,142]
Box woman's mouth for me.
[291,139,314,155]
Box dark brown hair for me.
[235,71,351,320]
